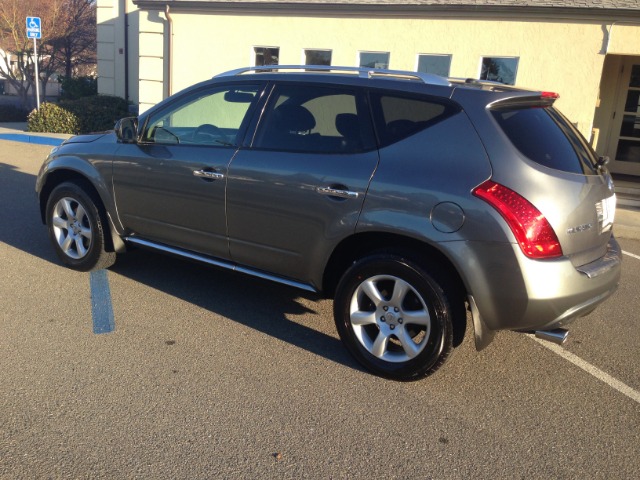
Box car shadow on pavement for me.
[109,248,364,374]
[1,161,363,374]
[0,162,57,263]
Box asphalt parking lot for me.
[1,140,639,479]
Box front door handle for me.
[193,169,224,180]
[317,186,359,199]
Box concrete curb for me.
[0,122,71,146]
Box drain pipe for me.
[164,4,173,97]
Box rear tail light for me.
[473,180,563,259]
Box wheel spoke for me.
[360,279,384,306]
[79,225,92,240]
[75,204,87,224]
[60,234,74,254]
[390,278,411,305]
[52,215,69,229]
[371,331,389,358]
[402,309,431,326]
[350,310,378,326]
[75,237,88,257]
[397,328,421,358]
[61,198,76,219]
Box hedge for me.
[28,95,130,134]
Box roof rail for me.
[215,65,451,87]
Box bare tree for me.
[0,0,96,108]
[51,0,96,78]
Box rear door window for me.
[491,106,598,175]
[252,84,376,154]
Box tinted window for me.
[491,107,597,175]
[253,84,375,153]
[143,85,260,146]
[370,92,460,147]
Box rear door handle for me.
[316,186,359,199]
[193,169,224,180]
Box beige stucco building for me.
[96,0,640,191]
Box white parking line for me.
[526,250,640,404]
[529,336,640,404]
[622,250,640,261]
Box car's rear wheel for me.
[334,254,453,381]
[46,182,116,271]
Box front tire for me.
[45,181,116,271]
[334,254,453,381]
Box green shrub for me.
[0,104,28,122]
[59,76,98,100]
[27,102,80,134]
[28,95,130,134]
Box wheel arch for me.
[39,166,123,253]
[323,232,468,346]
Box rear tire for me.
[334,254,453,381]
[45,182,116,272]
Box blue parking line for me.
[0,133,64,146]
[90,269,115,334]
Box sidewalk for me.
[1,122,639,241]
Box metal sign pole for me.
[33,37,40,110]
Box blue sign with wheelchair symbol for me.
[26,17,42,39]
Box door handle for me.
[316,186,359,199]
[193,169,224,180]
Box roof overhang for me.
[133,0,640,21]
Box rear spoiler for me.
[488,91,560,110]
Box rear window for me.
[491,106,597,175]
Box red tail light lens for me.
[473,180,563,259]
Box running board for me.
[124,237,317,293]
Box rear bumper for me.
[448,236,622,332]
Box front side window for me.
[370,91,460,147]
[417,54,452,77]
[253,84,375,153]
[359,51,390,69]
[143,85,261,146]
[480,56,519,85]
[305,49,331,66]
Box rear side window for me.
[369,92,460,147]
[491,106,597,175]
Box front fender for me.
[36,146,122,235]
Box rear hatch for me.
[455,87,616,267]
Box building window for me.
[480,56,518,85]
[359,51,390,69]
[305,49,332,66]
[417,54,452,77]
[254,47,279,66]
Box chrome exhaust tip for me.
[535,328,569,346]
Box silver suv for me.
[36,66,621,380]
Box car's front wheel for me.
[46,181,116,271]
[334,254,453,381]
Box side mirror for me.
[115,117,139,144]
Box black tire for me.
[334,254,453,381]
[45,181,116,272]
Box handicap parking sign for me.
[26,17,42,39]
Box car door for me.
[226,83,379,287]
[112,83,263,259]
